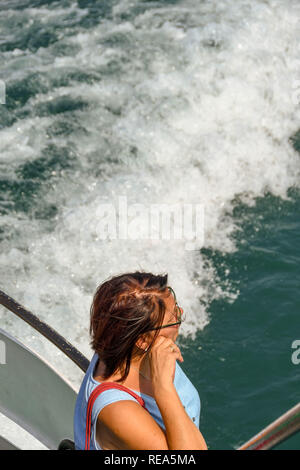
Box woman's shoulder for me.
[87,361,143,418]
[94,385,142,405]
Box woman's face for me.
[137,289,182,352]
[155,291,181,342]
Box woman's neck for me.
[95,354,151,382]
[130,355,151,381]
[94,355,155,398]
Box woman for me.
[74,271,207,450]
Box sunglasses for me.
[147,286,185,331]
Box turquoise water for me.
[0,0,299,449]
[179,189,300,449]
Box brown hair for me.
[89,271,170,382]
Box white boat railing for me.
[237,402,300,450]
[0,289,89,373]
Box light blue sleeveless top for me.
[74,353,201,450]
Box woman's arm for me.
[149,335,207,450]
[155,384,207,450]
[97,391,206,450]
[97,400,169,450]
[96,336,207,450]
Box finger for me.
[151,336,171,349]
[151,337,183,362]
[170,346,184,363]
[168,348,184,364]
[159,341,184,362]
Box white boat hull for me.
[0,328,77,449]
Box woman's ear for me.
[135,334,150,352]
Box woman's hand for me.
[148,336,183,398]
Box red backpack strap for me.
[85,382,147,450]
